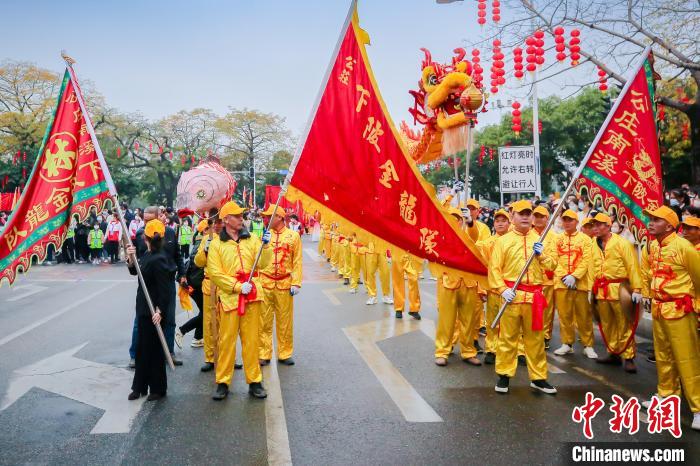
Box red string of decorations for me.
[492,0,501,23]
[569,29,581,66]
[477,0,486,26]
[511,101,522,135]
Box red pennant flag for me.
[0,69,111,285]
[575,47,662,242]
[284,4,486,279]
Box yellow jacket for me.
[260,226,302,290]
[641,233,700,319]
[467,220,492,242]
[488,229,556,303]
[207,228,271,310]
[591,233,642,300]
[194,238,212,295]
[535,228,558,286]
[477,233,505,292]
[553,231,592,290]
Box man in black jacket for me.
[128,206,186,367]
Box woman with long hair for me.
[126,219,176,401]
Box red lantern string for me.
[525,35,537,73]
[513,47,524,80]
[492,0,500,23]
[597,67,608,93]
[22,167,26,179]
[569,29,581,66]
[117,147,121,158]
[657,104,665,122]
[511,101,522,135]
[472,49,483,88]
[554,26,566,61]
[534,30,545,67]
[22,151,27,162]
[538,120,543,134]
[169,150,174,160]
[134,141,140,152]
[191,155,195,164]
[477,0,487,26]
[489,147,494,161]
[490,39,504,94]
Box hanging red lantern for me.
[477,0,487,25]
[134,141,140,152]
[657,104,665,122]
[570,29,581,66]
[489,147,494,161]
[597,67,608,93]
[22,167,27,179]
[538,120,543,134]
[492,0,500,23]
[169,150,174,160]
[511,101,522,136]
[22,152,27,162]
[117,147,121,158]
[191,155,195,164]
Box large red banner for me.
[0,71,110,285]
[575,50,662,242]
[286,6,486,279]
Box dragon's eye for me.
[428,75,438,86]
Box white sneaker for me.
[554,344,574,356]
[692,413,700,431]
[190,338,204,348]
[175,328,183,349]
[330,267,337,272]
[349,288,357,294]
[641,394,659,409]
[382,296,394,305]
[583,347,598,359]
[366,297,377,305]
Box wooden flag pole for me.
[63,53,175,370]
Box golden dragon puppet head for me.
[403,48,485,164]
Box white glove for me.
[261,230,271,244]
[290,286,300,296]
[240,282,253,295]
[533,242,544,256]
[631,292,643,304]
[562,275,577,289]
[501,289,516,303]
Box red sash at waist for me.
[505,280,546,331]
[592,277,625,300]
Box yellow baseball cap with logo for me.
[592,212,612,225]
[510,199,533,213]
[219,201,246,218]
[643,205,679,228]
[533,205,550,217]
[681,216,700,228]
[561,209,578,220]
[494,209,510,220]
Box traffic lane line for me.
[262,360,293,466]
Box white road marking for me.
[303,248,323,262]
[0,342,145,434]
[262,360,293,466]
[344,318,443,423]
[0,283,119,348]
[5,284,48,302]
[321,287,344,306]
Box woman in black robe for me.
[126,220,176,401]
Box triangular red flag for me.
[285,3,486,279]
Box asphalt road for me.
[0,238,696,465]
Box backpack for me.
[185,242,205,289]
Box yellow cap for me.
[561,209,578,220]
[466,198,480,209]
[643,205,679,228]
[493,209,510,220]
[448,207,462,218]
[145,219,166,238]
[593,212,612,225]
[533,205,550,217]
[262,205,286,218]
[511,199,533,213]
[196,219,209,233]
[581,217,594,227]
[681,216,700,228]
[219,201,246,218]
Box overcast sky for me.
[2,0,597,139]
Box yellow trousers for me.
[435,283,479,358]
[317,233,325,255]
[496,303,548,380]
[325,237,332,258]
[653,311,700,412]
[330,241,339,268]
[391,261,420,312]
[342,245,351,279]
[216,303,262,386]
[365,253,390,297]
[203,290,219,364]
[259,288,294,361]
[597,300,636,359]
[555,289,594,347]
[485,293,501,354]
[350,252,362,288]
[543,285,555,341]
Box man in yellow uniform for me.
[330,226,341,273]
[340,232,352,285]
[552,210,598,359]
[532,205,557,350]
[364,242,393,305]
[590,212,642,373]
[193,218,228,373]
[581,217,595,238]
[489,200,557,394]
[434,208,483,367]
[392,253,421,319]
[641,206,700,431]
[208,201,272,400]
[317,221,326,256]
[464,199,491,351]
[349,233,364,294]
[476,208,511,365]
[259,205,302,366]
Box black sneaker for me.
[259,359,271,366]
[395,311,403,319]
[212,383,229,400]
[408,312,421,320]
[249,382,268,399]
[544,339,550,350]
[530,379,557,394]
[474,340,483,354]
[495,375,510,393]
[234,362,243,369]
[479,326,487,337]
[200,362,215,372]
[278,358,295,366]
[484,352,496,365]
[646,354,656,364]
[170,354,183,366]
[517,355,527,366]
[343,278,350,285]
